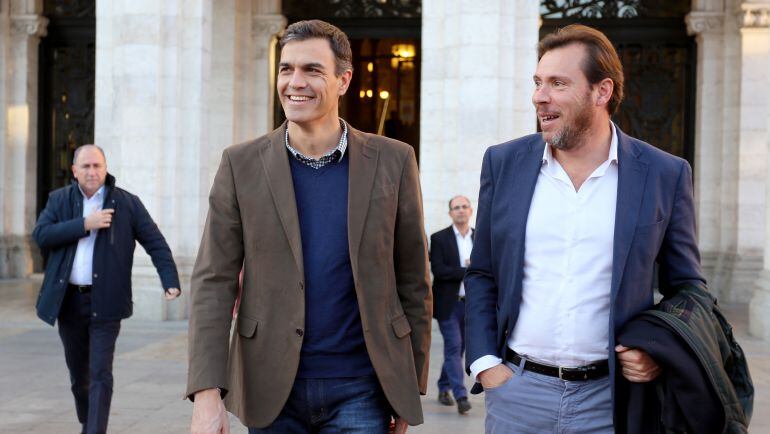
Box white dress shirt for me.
[470,123,619,380]
[69,185,105,285]
[453,225,473,297]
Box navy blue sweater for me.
[289,154,374,378]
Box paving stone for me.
[1,278,767,433]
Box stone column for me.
[686,10,729,296]
[419,0,539,235]
[251,12,286,136]
[95,0,214,320]
[733,2,770,302]
[748,2,770,339]
[0,3,47,278]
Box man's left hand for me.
[165,287,181,300]
[615,345,661,382]
[389,417,408,434]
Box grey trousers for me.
[484,361,613,434]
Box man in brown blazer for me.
[187,20,431,434]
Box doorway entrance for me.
[37,0,96,216]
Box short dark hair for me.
[279,20,353,76]
[72,144,106,165]
[538,24,624,115]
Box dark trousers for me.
[437,298,467,400]
[248,376,392,433]
[57,289,121,434]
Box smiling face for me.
[533,43,599,150]
[277,38,352,129]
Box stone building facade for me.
[1,0,770,338]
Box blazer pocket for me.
[634,218,665,235]
[237,315,258,339]
[372,183,396,199]
[391,314,412,338]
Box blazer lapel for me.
[347,127,379,275]
[510,138,545,247]
[610,129,649,304]
[446,227,461,265]
[260,123,304,277]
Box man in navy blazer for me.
[465,25,706,433]
[430,195,474,414]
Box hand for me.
[84,209,114,231]
[190,388,229,434]
[478,363,513,390]
[389,417,408,434]
[615,345,661,382]
[165,287,181,300]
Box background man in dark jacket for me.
[32,144,180,434]
[429,195,474,414]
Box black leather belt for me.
[506,348,608,381]
[68,284,92,294]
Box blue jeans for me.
[57,289,121,434]
[437,298,467,400]
[485,361,613,433]
[248,376,392,433]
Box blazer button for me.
[295,328,304,337]
[93,273,98,279]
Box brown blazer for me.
[186,123,432,428]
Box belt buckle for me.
[558,366,564,380]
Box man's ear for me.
[338,69,353,96]
[595,77,614,107]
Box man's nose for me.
[289,70,307,88]
[533,86,549,104]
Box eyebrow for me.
[533,74,572,82]
[279,62,326,70]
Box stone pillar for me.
[95,0,214,320]
[748,2,770,339]
[206,1,284,197]
[419,0,539,235]
[0,1,47,278]
[252,11,286,136]
[687,9,728,295]
[732,2,770,302]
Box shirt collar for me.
[285,118,348,163]
[542,121,619,167]
[453,225,471,239]
[78,184,105,201]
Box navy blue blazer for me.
[464,127,706,401]
[430,226,474,321]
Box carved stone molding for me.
[737,3,770,28]
[10,14,49,38]
[685,11,725,35]
[252,14,287,39]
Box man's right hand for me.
[478,363,513,390]
[84,209,114,231]
[191,388,229,434]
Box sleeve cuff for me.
[469,355,503,382]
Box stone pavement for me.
[0,277,767,433]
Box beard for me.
[546,93,594,151]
